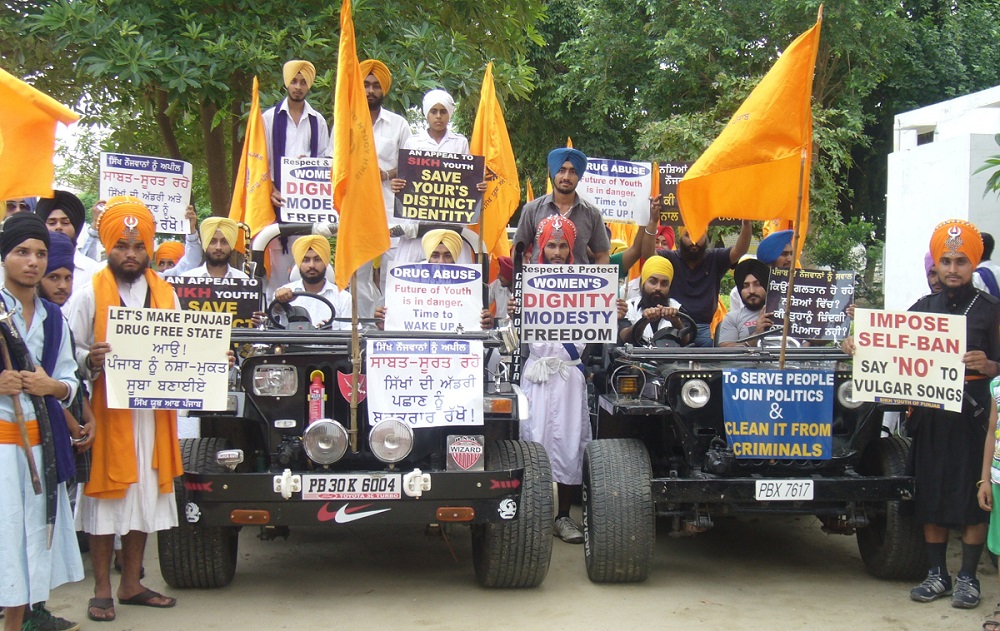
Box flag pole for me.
[349,269,360,453]
[778,148,808,369]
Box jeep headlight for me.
[303,419,349,465]
[837,380,863,410]
[681,379,711,408]
[252,364,297,397]
[369,418,414,463]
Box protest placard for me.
[764,268,855,341]
[520,264,617,343]
[394,149,484,224]
[168,277,262,328]
[366,339,483,428]
[279,157,337,223]
[722,369,834,459]
[579,157,652,224]
[851,308,966,412]
[99,152,192,234]
[384,263,482,332]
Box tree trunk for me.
[155,88,183,160]
[200,101,229,216]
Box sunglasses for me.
[5,201,30,211]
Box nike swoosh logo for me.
[317,502,390,523]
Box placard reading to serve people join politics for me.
[722,369,834,459]
[99,152,192,234]
[103,307,232,410]
[366,339,483,428]
[579,158,652,224]
[167,277,262,328]
[520,264,618,343]
[764,268,855,341]
[279,157,336,223]
[384,263,483,333]
[394,149,485,224]
[851,308,966,412]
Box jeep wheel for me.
[582,439,654,583]
[856,435,926,580]
[472,440,554,588]
[158,438,239,588]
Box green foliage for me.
[973,134,1000,197]
[807,217,883,307]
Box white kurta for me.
[519,342,591,485]
[276,279,352,330]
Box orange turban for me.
[283,60,316,90]
[930,219,983,268]
[535,215,577,264]
[155,241,185,264]
[359,59,392,94]
[99,196,156,257]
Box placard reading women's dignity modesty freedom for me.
[104,307,232,410]
[99,152,192,234]
[520,264,618,343]
[279,157,337,223]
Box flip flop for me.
[87,597,116,622]
[118,589,176,609]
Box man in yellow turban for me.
[421,229,464,263]
[618,255,684,344]
[177,216,248,279]
[272,235,350,330]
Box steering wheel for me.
[630,310,698,348]
[266,291,336,330]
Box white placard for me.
[99,152,192,234]
[579,157,652,224]
[521,264,618,343]
[279,157,337,223]
[385,263,482,332]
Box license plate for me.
[754,479,814,501]
[302,474,402,500]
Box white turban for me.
[422,89,455,118]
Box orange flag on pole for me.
[470,62,520,260]
[228,76,274,237]
[677,10,822,245]
[0,67,78,200]
[333,0,389,291]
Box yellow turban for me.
[99,196,156,257]
[359,59,392,94]
[155,241,185,264]
[641,255,674,285]
[930,219,984,268]
[200,217,239,250]
[610,238,628,256]
[291,235,331,267]
[283,60,316,89]
[422,229,463,262]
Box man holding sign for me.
[844,220,1000,608]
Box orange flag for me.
[470,62,520,261]
[228,76,274,238]
[333,0,389,291]
[525,179,534,203]
[0,67,79,200]
[677,10,822,246]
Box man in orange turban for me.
[843,218,1000,608]
[154,241,184,272]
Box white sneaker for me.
[554,516,584,544]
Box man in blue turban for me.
[513,147,610,265]
[756,229,794,267]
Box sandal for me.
[118,588,176,608]
[984,606,1000,631]
[87,597,116,622]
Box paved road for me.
[45,512,994,630]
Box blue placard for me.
[722,369,834,460]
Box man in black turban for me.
[718,258,772,346]
[34,190,99,290]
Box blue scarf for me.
[270,99,319,197]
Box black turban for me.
[734,258,770,302]
[35,190,86,243]
[0,212,51,261]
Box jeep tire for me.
[856,435,926,580]
[472,440,554,588]
[582,438,654,583]
[158,437,240,588]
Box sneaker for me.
[952,573,982,609]
[910,568,952,602]
[24,605,79,631]
[554,516,584,544]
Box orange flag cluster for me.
[228,76,274,240]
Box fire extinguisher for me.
[308,370,326,424]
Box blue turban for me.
[547,148,588,180]
[46,230,76,274]
[757,230,794,265]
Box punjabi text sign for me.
[764,268,855,340]
[722,369,834,459]
[104,307,231,410]
[167,277,262,328]
[366,339,483,428]
[385,263,482,332]
[279,157,336,223]
[580,157,652,224]
[521,264,617,343]
[852,308,966,412]
[99,152,192,234]
[394,149,484,224]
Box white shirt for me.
[180,264,249,279]
[624,295,682,343]
[973,259,1000,295]
[73,249,99,291]
[373,108,412,220]
[262,98,331,178]
[405,129,470,155]
[276,278,352,330]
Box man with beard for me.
[658,221,751,347]
[514,148,610,265]
[844,219,1000,609]
[179,217,249,279]
[618,256,683,345]
[729,229,794,307]
[273,236,350,330]
[718,258,772,347]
